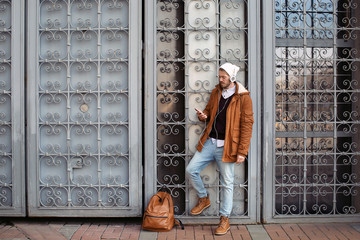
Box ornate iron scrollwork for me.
[275,0,360,216]
[37,0,131,208]
[156,0,249,217]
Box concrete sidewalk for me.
[1,218,360,240]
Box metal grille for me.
[28,0,141,216]
[0,0,25,216]
[155,0,249,219]
[274,0,360,216]
[0,0,13,209]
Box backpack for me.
[142,191,183,232]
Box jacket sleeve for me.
[238,94,254,157]
[200,89,216,122]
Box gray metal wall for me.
[1,0,359,223]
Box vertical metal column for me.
[262,0,275,223]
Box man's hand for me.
[195,108,208,121]
[236,155,245,164]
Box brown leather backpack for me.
[142,191,183,232]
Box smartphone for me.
[194,108,201,113]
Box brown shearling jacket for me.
[196,82,254,162]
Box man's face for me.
[219,69,233,89]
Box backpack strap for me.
[175,219,184,230]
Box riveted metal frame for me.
[0,0,25,217]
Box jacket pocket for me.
[231,128,240,156]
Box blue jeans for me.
[186,139,235,217]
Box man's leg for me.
[186,139,215,198]
[217,160,235,217]
[214,151,235,235]
[186,139,215,214]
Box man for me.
[186,63,254,235]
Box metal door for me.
[27,0,142,217]
[0,0,25,216]
[144,0,261,224]
[263,0,360,222]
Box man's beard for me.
[220,82,231,89]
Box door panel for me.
[144,0,260,223]
[27,0,142,217]
[263,0,360,222]
[0,0,25,216]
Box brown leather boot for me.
[215,216,230,235]
[190,195,210,215]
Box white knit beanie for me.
[219,63,240,82]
